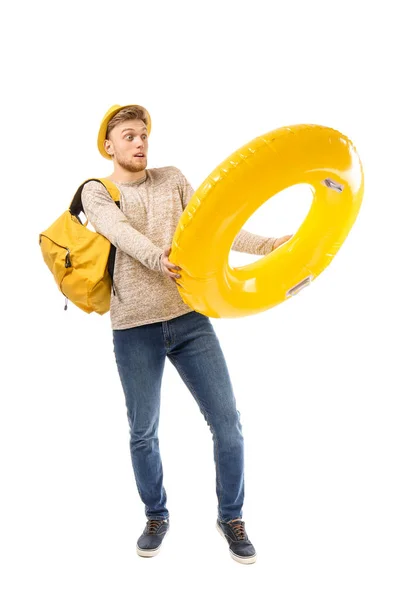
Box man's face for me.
[105,118,149,172]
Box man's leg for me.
[113,322,169,521]
[166,311,245,523]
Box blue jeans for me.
[112,310,245,523]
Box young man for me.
[81,104,291,565]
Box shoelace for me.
[146,519,167,534]
[228,519,247,540]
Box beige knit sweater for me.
[81,166,277,329]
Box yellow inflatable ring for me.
[170,124,364,318]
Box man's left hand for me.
[272,235,293,251]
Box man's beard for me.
[114,152,146,173]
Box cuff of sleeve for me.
[264,237,277,254]
[157,250,164,272]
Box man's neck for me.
[108,168,147,184]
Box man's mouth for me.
[134,154,145,158]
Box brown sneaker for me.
[136,519,170,558]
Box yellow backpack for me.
[39,178,120,315]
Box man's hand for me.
[160,247,181,281]
[272,235,293,251]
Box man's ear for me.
[104,139,113,156]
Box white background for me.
[1,0,399,598]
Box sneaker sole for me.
[216,522,257,564]
[136,528,169,558]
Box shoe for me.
[216,518,257,564]
[136,518,170,557]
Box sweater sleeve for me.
[81,180,164,272]
[175,168,277,255]
[231,229,277,255]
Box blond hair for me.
[106,105,149,139]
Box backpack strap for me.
[97,178,121,202]
[68,178,122,297]
[69,178,121,217]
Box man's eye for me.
[125,134,147,140]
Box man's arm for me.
[231,229,277,255]
[176,168,277,255]
[81,180,164,272]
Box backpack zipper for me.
[63,293,69,310]
[40,234,72,268]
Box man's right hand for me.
[160,247,181,281]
